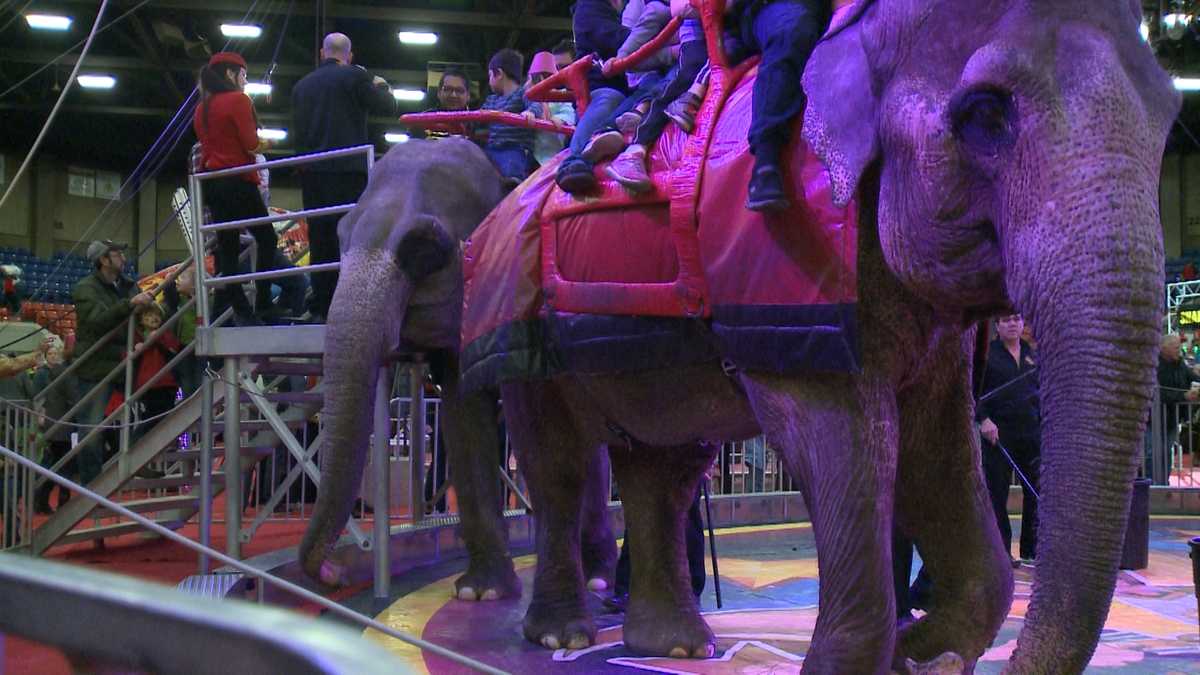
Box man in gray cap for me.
[70,240,153,485]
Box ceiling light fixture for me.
[384,132,410,144]
[398,31,438,45]
[76,74,116,89]
[244,82,272,96]
[220,23,263,38]
[392,88,426,102]
[257,128,287,140]
[26,14,72,30]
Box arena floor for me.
[344,519,1200,673]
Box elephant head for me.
[298,139,503,584]
[804,0,1178,669]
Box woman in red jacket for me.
[193,51,278,325]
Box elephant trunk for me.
[1003,159,1163,670]
[299,249,409,584]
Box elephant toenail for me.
[669,647,688,658]
[457,587,477,601]
[567,635,590,650]
[587,577,608,591]
[481,589,500,600]
[693,644,715,658]
[541,635,561,650]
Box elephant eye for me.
[950,86,1019,156]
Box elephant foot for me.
[623,600,715,658]
[522,600,596,651]
[454,556,521,601]
[894,652,965,675]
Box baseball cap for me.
[86,239,128,263]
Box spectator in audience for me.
[129,303,183,444]
[978,313,1040,565]
[551,39,577,71]
[292,32,395,323]
[526,52,576,165]
[1,266,21,315]
[419,69,475,140]
[163,264,201,396]
[554,0,633,194]
[480,48,544,185]
[193,51,278,326]
[0,335,52,381]
[609,0,677,134]
[253,154,308,319]
[34,336,76,514]
[72,240,154,486]
[1155,332,1198,479]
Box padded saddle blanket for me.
[461,65,859,391]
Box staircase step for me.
[207,418,310,433]
[123,473,224,491]
[94,495,199,518]
[58,518,187,546]
[251,359,324,377]
[239,391,324,406]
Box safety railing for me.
[0,400,37,549]
[1150,396,1200,487]
[188,144,374,328]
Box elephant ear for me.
[802,0,881,207]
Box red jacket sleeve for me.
[231,94,260,153]
[159,329,183,354]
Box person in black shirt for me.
[1154,333,1199,479]
[291,32,395,322]
[977,313,1040,564]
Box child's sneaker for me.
[615,110,644,135]
[605,145,653,193]
[665,91,702,133]
[746,164,789,212]
[556,157,598,194]
[581,130,626,164]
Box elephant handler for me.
[977,314,1041,566]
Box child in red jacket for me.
[131,303,182,436]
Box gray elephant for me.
[298,139,543,601]
[476,0,1179,672]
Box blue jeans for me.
[485,145,536,180]
[567,88,627,159]
[75,378,116,486]
[609,71,666,122]
[739,0,826,162]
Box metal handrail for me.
[0,444,507,675]
[193,145,374,180]
[204,262,341,288]
[199,203,355,233]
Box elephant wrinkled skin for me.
[489,1,1180,673]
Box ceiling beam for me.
[50,0,572,31]
[0,51,428,85]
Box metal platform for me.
[199,324,326,358]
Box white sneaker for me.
[581,130,626,164]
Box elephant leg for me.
[608,440,717,658]
[581,451,618,591]
[893,341,1013,669]
[501,380,597,650]
[742,372,898,674]
[439,367,520,601]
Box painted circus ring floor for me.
[333,519,1200,673]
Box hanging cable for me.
[0,0,35,36]
[0,0,112,213]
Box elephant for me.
[294,139,621,602]
[480,0,1180,672]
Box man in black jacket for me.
[1155,333,1199,479]
[977,314,1040,565]
[292,32,396,322]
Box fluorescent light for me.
[244,82,272,96]
[26,14,72,30]
[398,31,438,45]
[76,75,115,89]
[384,132,410,144]
[1174,78,1200,91]
[257,128,287,140]
[220,23,262,38]
[393,88,426,102]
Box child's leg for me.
[633,41,708,147]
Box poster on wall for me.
[96,171,121,200]
[68,167,95,198]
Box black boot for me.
[746,162,789,212]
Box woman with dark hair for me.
[192,51,278,326]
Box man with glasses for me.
[72,240,153,487]
[420,69,475,140]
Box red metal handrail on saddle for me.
[399,109,576,137]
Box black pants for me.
[206,176,277,315]
[35,439,73,509]
[301,171,368,316]
[982,435,1040,560]
[736,0,826,164]
[633,40,709,148]
[892,528,933,617]
[137,387,178,441]
[614,485,706,597]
